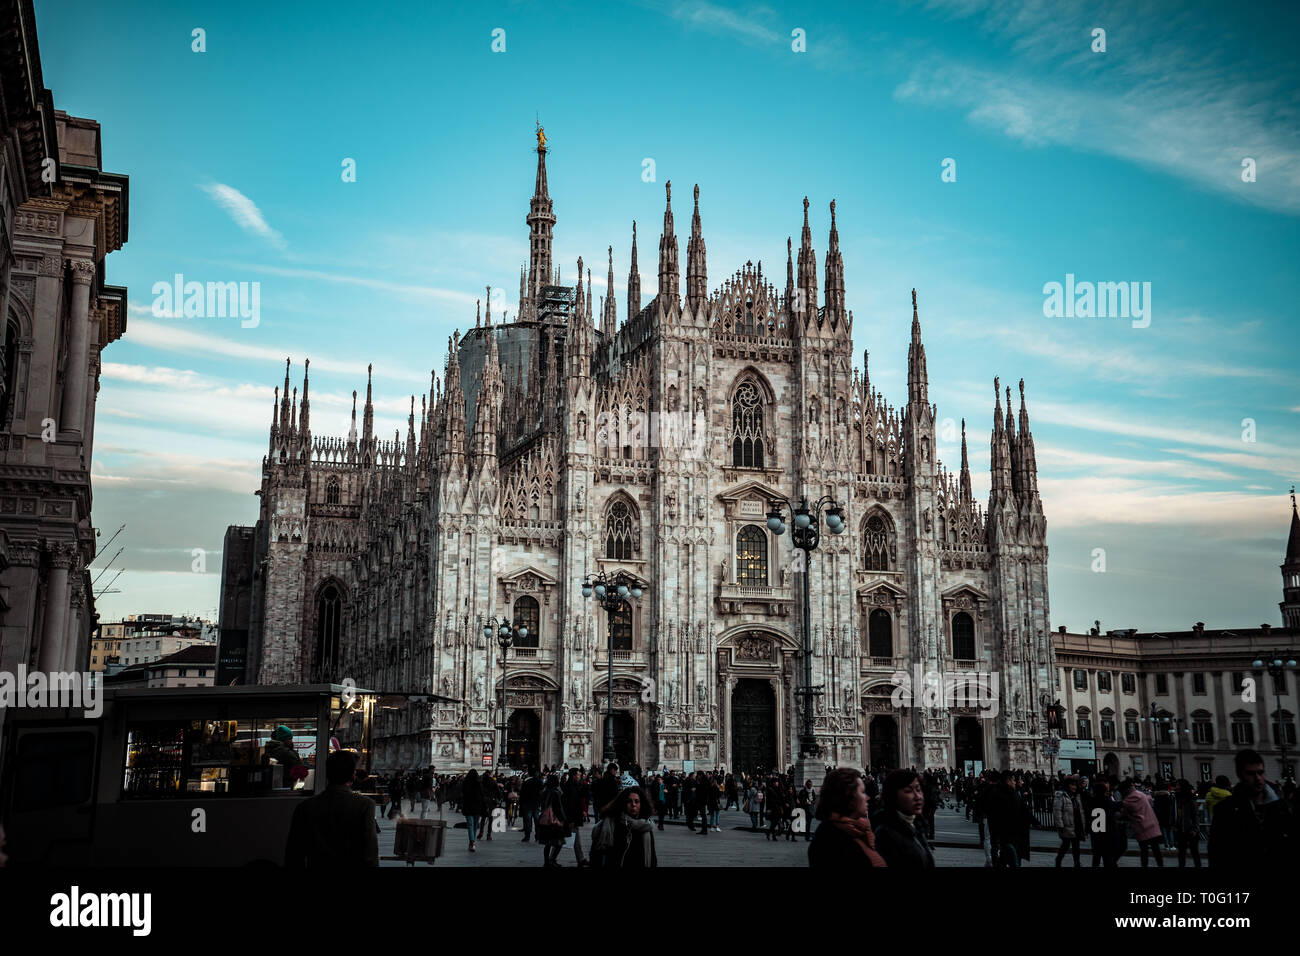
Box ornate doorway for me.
[731,679,776,774]
[869,715,899,770]
[506,709,540,770]
[954,716,984,768]
[606,711,636,767]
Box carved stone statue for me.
[473,676,485,708]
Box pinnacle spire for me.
[686,183,707,311]
[627,221,642,321]
[797,196,817,319]
[906,289,928,405]
[823,199,845,327]
[658,180,679,308]
[960,418,973,504]
[362,362,374,445]
[526,126,556,302]
[603,246,617,335]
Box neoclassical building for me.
[0,0,128,762]
[235,131,1054,773]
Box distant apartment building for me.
[103,643,217,689]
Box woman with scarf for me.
[872,769,936,869]
[591,786,657,867]
[808,768,887,868]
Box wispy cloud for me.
[201,182,287,249]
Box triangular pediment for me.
[856,579,908,600]
[500,565,558,588]
[715,478,785,507]
[941,583,991,603]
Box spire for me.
[960,418,973,504]
[1017,378,1039,500]
[602,246,617,335]
[348,390,358,446]
[526,126,556,301]
[574,255,585,318]
[280,358,292,434]
[906,289,929,406]
[362,363,374,446]
[1286,486,1300,565]
[823,199,845,325]
[785,236,796,315]
[298,358,310,436]
[658,180,679,309]
[406,395,417,465]
[485,286,492,327]
[270,385,280,451]
[991,376,1012,498]
[627,221,641,320]
[586,269,593,323]
[440,335,467,471]
[686,183,707,312]
[797,196,818,319]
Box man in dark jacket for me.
[284,750,378,867]
[593,763,622,820]
[985,771,1027,867]
[563,768,589,866]
[519,768,542,842]
[1209,749,1297,870]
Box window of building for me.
[1231,718,1254,745]
[314,584,343,682]
[326,475,340,505]
[1155,674,1168,694]
[868,609,892,658]
[1158,720,1174,745]
[736,524,768,587]
[1055,669,1061,690]
[1074,670,1088,691]
[609,601,633,651]
[604,499,635,560]
[1076,717,1092,739]
[1133,756,1144,774]
[1101,718,1116,741]
[1097,671,1112,692]
[513,596,540,648]
[1192,720,1213,745]
[1192,673,1206,695]
[1272,712,1297,746]
[863,513,891,572]
[731,381,765,468]
[1125,718,1140,743]
[952,613,976,660]
[1121,673,1136,694]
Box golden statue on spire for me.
[536,122,546,150]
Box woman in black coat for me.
[808,768,887,868]
[460,769,486,852]
[872,770,936,869]
[538,773,570,867]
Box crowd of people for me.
[283,747,1296,869]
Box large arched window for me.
[326,475,341,505]
[315,583,343,680]
[863,514,891,571]
[605,499,634,560]
[610,600,633,651]
[731,381,765,468]
[952,611,976,660]
[736,524,768,587]
[513,596,540,648]
[869,609,893,658]
[1,319,19,427]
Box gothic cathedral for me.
[244,134,1055,774]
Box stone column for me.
[64,575,85,673]
[60,259,96,437]
[38,545,74,672]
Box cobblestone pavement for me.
[376,803,1195,867]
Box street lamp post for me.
[1142,704,1188,782]
[1252,650,1297,781]
[765,494,846,784]
[581,570,644,767]
[483,616,527,770]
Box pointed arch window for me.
[315,583,343,681]
[326,475,341,505]
[863,514,891,571]
[952,611,976,660]
[731,382,765,468]
[605,499,635,560]
[868,608,893,658]
[513,596,540,648]
[736,524,768,587]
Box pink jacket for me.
[1120,789,1161,841]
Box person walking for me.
[284,750,378,867]
[765,779,786,841]
[745,780,761,831]
[386,770,404,821]
[563,767,590,867]
[537,772,570,867]
[1174,779,1202,867]
[461,768,486,852]
[519,768,542,842]
[872,769,935,869]
[808,768,886,868]
[1118,778,1164,867]
[1052,775,1084,867]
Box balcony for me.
[717,582,794,616]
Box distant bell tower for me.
[527,122,555,302]
[1282,487,1300,629]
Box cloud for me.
[200,182,287,249]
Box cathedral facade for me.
[239,135,1056,774]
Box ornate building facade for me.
[238,133,1054,773]
[0,0,128,761]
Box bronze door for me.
[869,715,899,770]
[731,680,776,774]
[506,709,539,770]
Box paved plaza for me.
[376,803,1190,867]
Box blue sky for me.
[36,0,1299,629]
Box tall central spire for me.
[526,124,556,302]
